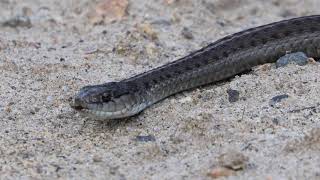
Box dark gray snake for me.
[70,15,320,119]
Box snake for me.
[70,15,320,120]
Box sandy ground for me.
[1,0,320,179]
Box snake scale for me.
[71,15,320,119]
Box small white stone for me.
[179,96,192,104]
[62,85,69,92]
[46,95,54,102]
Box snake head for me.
[70,81,145,119]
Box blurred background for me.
[0,0,320,179]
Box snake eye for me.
[90,96,100,103]
[101,93,111,102]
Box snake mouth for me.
[69,97,88,111]
[71,105,85,111]
[69,96,148,119]
[69,96,126,119]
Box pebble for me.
[202,1,215,14]
[46,95,54,103]
[145,43,157,56]
[208,167,235,178]
[227,89,240,103]
[5,106,12,113]
[279,9,296,18]
[181,27,194,39]
[135,135,156,142]
[89,0,128,24]
[151,19,171,26]
[269,94,289,107]
[137,23,158,40]
[62,86,70,92]
[92,155,103,162]
[82,46,98,54]
[178,96,193,104]
[218,150,249,170]
[272,117,280,125]
[2,15,32,28]
[264,128,274,134]
[276,52,308,68]
[164,0,176,5]
[213,0,243,11]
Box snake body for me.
[71,15,320,119]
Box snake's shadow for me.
[81,112,143,132]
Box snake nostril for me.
[70,95,86,110]
[73,105,84,110]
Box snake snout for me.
[70,85,101,111]
[70,95,87,110]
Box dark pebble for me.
[206,4,215,14]
[135,135,156,142]
[276,52,308,68]
[279,9,296,18]
[227,89,240,103]
[48,47,56,51]
[151,19,171,26]
[269,94,289,107]
[272,118,279,125]
[2,15,32,28]
[181,27,194,39]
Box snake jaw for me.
[70,97,145,120]
[69,96,86,111]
